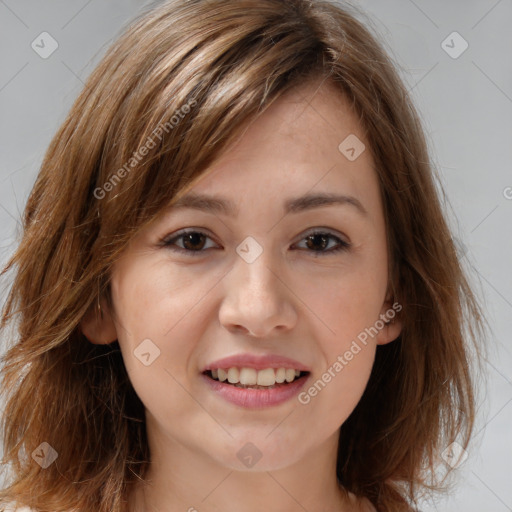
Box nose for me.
[218,247,297,338]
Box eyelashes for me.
[160,228,351,257]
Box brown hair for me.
[0,0,486,511]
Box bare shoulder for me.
[363,498,377,512]
[359,496,377,512]
[1,501,79,512]
[345,491,377,512]
[0,502,37,512]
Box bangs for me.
[94,0,327,240]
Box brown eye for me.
[161,228,350,257]
[162,230,218,255]
[181,232,207,251]
[293,230,350,256]
[305,233,330,251]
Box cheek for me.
[298,262,387,343]
[108,266,201,421]
[299,338,376,429]
[294,252,385,413]
[109,260,220,383]
[111,258,207,339]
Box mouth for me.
[202,367,310,390]
[201,354,312,408]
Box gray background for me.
[0,1,511,510]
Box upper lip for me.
[203,354,311,372]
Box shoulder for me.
[0,502,37,512]
[360,497,377,512]
[345,492,377,512]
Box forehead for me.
[176,77,378,216]
[235,77,363,150]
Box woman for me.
[0,0,485,511]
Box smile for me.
[205,367,307,387]
[202,367,310,408]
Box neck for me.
[128,416,356,512]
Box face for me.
[83,77,401,473]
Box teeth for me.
[227,367,239,384]
[256,368,275,386]
[285,368,295,382]
[239,368,257,385]
[208,367,305,386]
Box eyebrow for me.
[169,192,368,217]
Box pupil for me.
[307,234,328,251]
[184,233,205,250]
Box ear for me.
[375,296,402,346]
[80,295,117,345]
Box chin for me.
[211,436,305,472]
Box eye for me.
[161,228,350,257]
[292,230,351,256]
[161,229,218,255]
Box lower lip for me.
[201,373,309,409]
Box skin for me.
[82,76,401,512]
